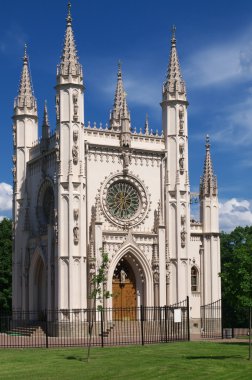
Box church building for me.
[12,3,221,332]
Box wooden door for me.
[112,259,137,320]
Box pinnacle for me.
[18,45,33,98]
[163,27,186,97]
[200,135,217,197]
[42,100,50,143]
[110,62,130,130]
[58,2,82,80]
[15,45,37,111]
[145,113,149,134]
[43,100,50,128]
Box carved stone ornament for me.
[153,271,159,284]
[181,215,186,226]
[56,95,60,121]
[179,157,184,170]
[120,269,127,284]
[73,208,79,221]
[73,93,78,120]
[179,143,184,155]
[72,145,79,165]
[122,150,131,173]
[55,132,60,162]
[181,228,186,248]
[73,226,79,245]
[54,208,58,244]
[73,130,79,143]
[179,107,184,134]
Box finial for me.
[23,44,28,62]
[118,60,122,76]
[145,113,149,134]
[205,134,211,150]
[67,1,72,25]
[171,25,176,45]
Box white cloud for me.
[210,95,252,148]
[219,198,252,232]
[0,183,12,212]
[184,26,252,89]
[101,75,160,117]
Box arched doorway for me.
[112,257,137,320]
[29,251,46,315]
[36,256,46,312]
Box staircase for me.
[6,325,46,337]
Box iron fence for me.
[201,299,222,339]
[0,298,189,348]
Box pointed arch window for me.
[191,266,199,292]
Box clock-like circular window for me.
[101,173,150,227]
[106,181,139,220]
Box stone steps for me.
[6,325,46,337]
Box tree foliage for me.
[0,218,12,313]
[220,225,252,327]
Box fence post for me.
[45,310,49,348]
[186,296,190,341]
[164,306,168,343]
[100,308,104,348]
[140,305,144,346]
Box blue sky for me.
[1,0,252,231]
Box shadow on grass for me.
[65,355,88,362]
[186,355,242,360]
[219,342,249,346]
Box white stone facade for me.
[12,7,221,331]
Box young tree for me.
[0,218,12,314]
[87,249,112,361]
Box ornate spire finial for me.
[118,60,122,76]
[171,25,176,44]
[206,134,210,148]
[67,1,72,25]
[24,44,28,61]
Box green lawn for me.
[0,342,251,380]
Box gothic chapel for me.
[12,3,221,332]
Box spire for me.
[110,61,130,130]
[200,135,217,198]
[42,100,50,139]
[14,45,37,112]
[163,26,186,99]
[41,100,50,152]
[57,1,83,82]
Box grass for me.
[0,342,252,380]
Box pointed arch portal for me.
[112,257,137,320]
[29,249,46,313]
